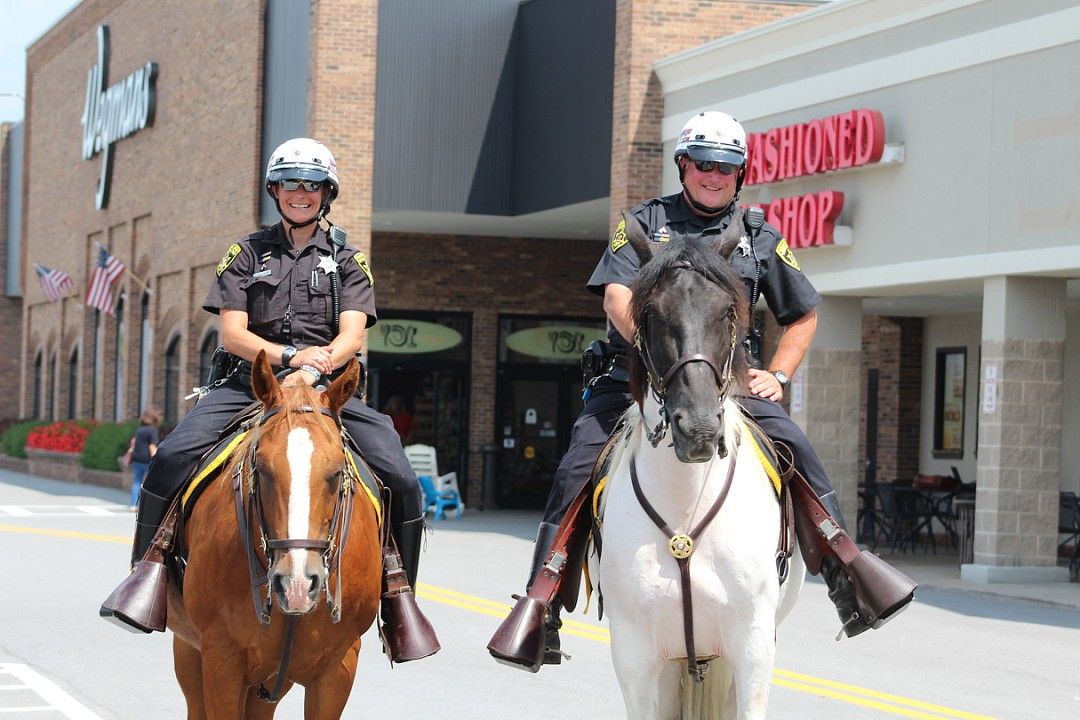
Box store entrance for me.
[366,312,471,494]
[495,365,585,509]
[494,315,605,509]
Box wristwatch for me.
[280,345,298,367]
[771,370,790,388]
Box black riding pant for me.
[133,378,420,560]
[540,381,834,526]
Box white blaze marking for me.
[285,427,315,571]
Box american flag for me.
[84,246,126,315]
[33,263,73,302]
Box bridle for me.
[233,403,359,627]
[633,263,739,451]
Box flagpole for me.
[124,267,153,295]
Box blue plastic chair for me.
[417,474,462,521]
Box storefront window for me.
[367,312,471,495]
[933,347,966,459]
[67,348,79,419]
[32,352,42,419]
[139,292,151,413]
[199,330,219,384]
[164,334,181,426]
[113,297,125,421]
[495,316,606,508]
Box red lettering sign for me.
[744,109,884,186]
[750,191,844,249]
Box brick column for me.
[609,1,810,229]
[963,276,1068,583]
[789,296,862,524]
[307,0,378,257]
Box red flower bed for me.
[26,420,99,454]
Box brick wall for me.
[373,231,605,499]
[0,124,23,419]
[860,315,923,486]
[609,0,812,229]
[21,0,264,418]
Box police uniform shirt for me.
[203,224,377,347]
[587,192,821,352]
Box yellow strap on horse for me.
[345,449,383,528]
[182,431,250,512]
[741,420,783,497]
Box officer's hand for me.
[296,346,334,375]
[747,368,784,402]
[280,370,317,389]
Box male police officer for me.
[100,138,438,661]
[514,111,913,666]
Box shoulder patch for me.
[610,219,628,253]
[355,252,374,286]
[775,238,801,271]
[216,243,243,276]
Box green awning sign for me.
[368,320,463,354]
[505,325,605,362]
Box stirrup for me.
[99,559,168,633]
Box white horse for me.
[589,229,804,719]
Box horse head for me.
[624,213,749,462]
[249,350,360,615]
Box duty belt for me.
[604,354,631,384]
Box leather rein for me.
[232,402,359,703]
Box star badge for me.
[737,237,752,257]
[317,255,339,275]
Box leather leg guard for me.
[99,491,177,634]
[489,503,589,673]
[818,492,916,638]
[380,517,440,663]
[525,523,566,666]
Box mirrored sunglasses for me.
[692,160,737,175]
[278,179,324,192]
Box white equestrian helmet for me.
[264,138,340,205]
[673,111,747,167]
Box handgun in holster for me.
[206,346,239,385]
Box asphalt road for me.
[1,469,1078,719]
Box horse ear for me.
[622,212,654,265]
[251,350,281,407]
[324,358,359,415]
[714,207,748,260]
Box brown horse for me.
[166,351,382,719]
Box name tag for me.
[252,269,271,278]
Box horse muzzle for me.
[670,409,724,463]
[270,553,328,614]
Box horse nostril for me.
[308,573,321,598]
[272,573,285,598]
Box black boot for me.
[526,522,565,665]
[99,487,175,633]
[818,492,873,638]
[380,517,440,662]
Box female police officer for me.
[496,112,914,668]
[100,138,438,661]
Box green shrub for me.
[0,419,50,458]
[82,419,140,471]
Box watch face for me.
[773,371,789,386]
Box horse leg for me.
[721,612,776,720]
[303,640,360,720]
[609,625,672,720]
[199,646,249,720]
[173,636,207,720]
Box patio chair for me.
[417,474,463,521]
[404,444,464,519]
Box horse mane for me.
[627,233,751,405]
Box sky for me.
[0,0,83,123]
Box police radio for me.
[743,207,766,368]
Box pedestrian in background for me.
[126,408,161,511]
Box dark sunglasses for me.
[692,159,737,175]
[278,179,324,192]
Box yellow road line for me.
[3,523,996,719]
[0,523,129,544]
